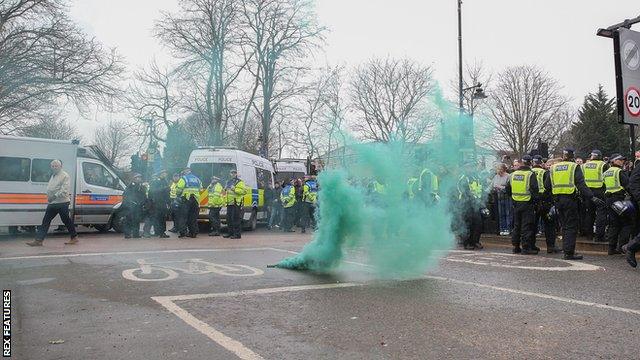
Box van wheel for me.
[111,212,126,233]
[94,224,110,233]
[243,210,257,231]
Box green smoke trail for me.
[273,87,487,278]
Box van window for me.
[83,162,121,190]
[191,163,237,185]
[0,157,30,181]
[256,168,273,189]
[275,171,305,184]
[31,158,54,182]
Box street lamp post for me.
[458,0,464,114]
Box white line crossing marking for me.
[152,283,363,360]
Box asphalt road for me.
[1,227,639,359]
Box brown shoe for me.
[65,237,78,245]
[26,240,43,247]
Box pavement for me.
[1,225,639,359]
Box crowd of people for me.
[487,148,640,268]
[264,177,319,233]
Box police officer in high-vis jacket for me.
[223,169,248,239]
[301,175,318,233]
[506,155,539,254]
[207,176,224,236]
[457,162,484,250]
[603,154,631,255]
[532,156,560,253]
[582,149,608,242]
[175,167,202,238]
[544,149,603,260]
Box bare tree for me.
[491,65,570,157]
[155,0,247,145]
[0,0,124,134]
[126,60,181,143]
[17,114,79,140]
[93,120,133,164]
[350,57,435,143]
[241,0,326,156]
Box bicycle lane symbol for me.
[122,258,265,282]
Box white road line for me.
[424,275,640,315]
[0,247,282,261]
[151,283,362,360]
[152,296,265,360]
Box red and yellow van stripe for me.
[0,193,122,205]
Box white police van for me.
[0,135,126,233]
[186,147,274,230]
[273,159,307,183]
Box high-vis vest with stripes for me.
[583,160,605,189]
[178,174,202,200]
[418,168,439,194]
[550,162,577,195]
[604,167,623,194]
[207,182,225,208]
[532,167,546,194]
[510,170,533,202]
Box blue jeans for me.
[497,197,512,232]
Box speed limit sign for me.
[627,87,640,117]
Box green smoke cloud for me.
[273,87,488,278]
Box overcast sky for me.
[68,0,639,136]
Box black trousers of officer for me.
[605,195,632,251]
[179,195,199,236]
[555,195,579,255]
[512,201,535,249]
[124,205,142,238]
[282,206,295,231]
[535,201,557,248]
[584,188,606,241]
[227,204,242,237]
[462,207,482,247]
[208,207,221,234]
[153,205,167,235]
[300,202,315,231]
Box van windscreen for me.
[191,163,237,184]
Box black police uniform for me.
[122,182,147,238]
[506,165,539,253]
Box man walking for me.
[27,160,78,246]
[224,169,248,239]
[207,176,224,236]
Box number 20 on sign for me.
[627,87,640,117]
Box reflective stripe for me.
[604,167,623,194]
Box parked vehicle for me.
[187,147,275,230]
[273,159,307,183]
[0,135,126,233]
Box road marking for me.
[444,251,603,271]
[424,275,640,315]
[122,258,264,282]
[152,283,362,360]
[15,277,55,285]
[0,247,290,261]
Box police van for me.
[273,159,307,183]
[0,135,126,232]
[186,147,274,230]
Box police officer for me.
[623,153,640,268]
[122,173,146,239]
[224,169,248,239]
[582,149,608,242]
[506,155,539,254]
[603,154,631,255]
[544,148,602,260]
[207,176,224,236]
[416,167,439,205]
[532,156,560,253]
[175,167,202,238]
[280,179,297,232]
[168,173,180,233]
[146,170,170,238]
[301,175,318,233]
[457,162,484,250]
